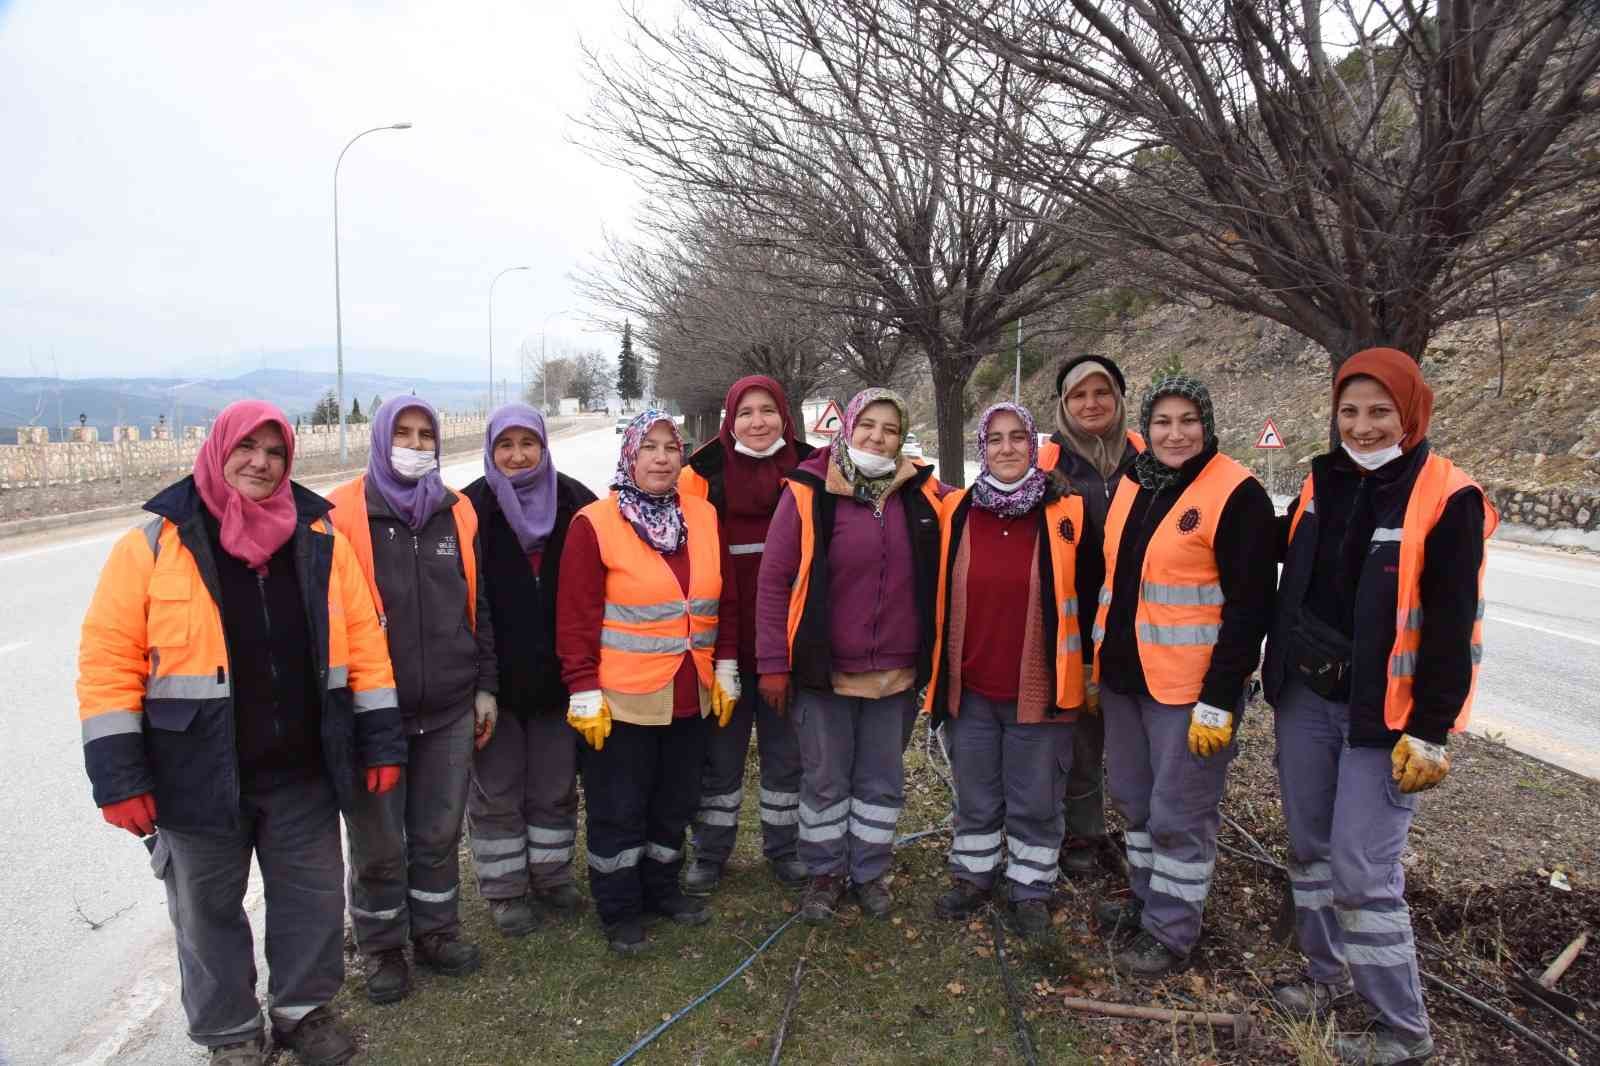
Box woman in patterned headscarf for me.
[1089,375,1276,979]
[922,402,1104,940]
[555,410,737,956]
[755,388,947,924]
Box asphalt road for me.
[1,423,1595,1063]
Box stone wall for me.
[1485,482,1600,533]
[0,416,487,490]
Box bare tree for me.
[947,0,1600,369]
[581,0,1102,485]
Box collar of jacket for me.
[688,437,816,479]
[1311,438,1431,519]
[463,471,588,519]
[362,473,457,521]
[787,453,934,499]
[143,474,332,527]
[1049,430,1139,480]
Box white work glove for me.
[712,659,741,727]
[566,689,611,751]
[1391,734,1449,793]
[1187,701,1234,757]
[473,690,498,751]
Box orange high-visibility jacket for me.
[76,480,401,832]
[1092,452,1254,705]
[580,493,722,696]
[325,474,479,631]
[1286,453,1497,733]
[924,487,1089,721]
[1037,430,1145,473]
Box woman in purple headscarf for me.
[326,397,497,1004]
[459,404,595,937]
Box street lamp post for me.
[334,122,411,464]
[488,266,530,412]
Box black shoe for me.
[1059,843,1101,877]
[533,882,584,912]
[645,892,712,926]
[414,930,481,976]
[364,948,409,1005]
[209,1036,264,1066]
[1092,895,1144,937]
[854,876,893,918]
[488,896,540,937]
[605,917,648,956]
[769,856,809,888]
[801,874,846,924]
[1113,930,1190,979]
[682,859,722,897]
[271,1006,355,1066]
[934,879,991,920]
[1334,1024,1435,1064]
[1007,898,1052,940]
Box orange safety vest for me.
[924,488,1088,717]
[580,493,722,694]
[1286,453,1498,733]
[325,475,479,632]
[1037,430,1145,473]
[1093,452,1255,705]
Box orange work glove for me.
[759,673,791,718]
[101,793,158,836]
[366,765,402,794]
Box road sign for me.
[1255,418,1285,449]
[812,400,844,436]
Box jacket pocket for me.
[147,571,191,647]
[144,698,232,829]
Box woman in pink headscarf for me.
[76,400,403,1066]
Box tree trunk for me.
[929,358,969,488]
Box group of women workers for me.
[77,343,1490,1066]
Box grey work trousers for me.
[793,687,912,884]
[154,772,344,1048]
[1101,686,1236,956]
[1274,680,1429,1039]
[946,691,1073,901]
[1062,704,1107,842]
[468,709,579,898]
[345,708,473,954]
[691,667,802,865]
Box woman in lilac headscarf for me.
[326,397,497,1003]
[460,404,595,937]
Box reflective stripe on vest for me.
[582,493,722,695]
[1094,452,1254,705]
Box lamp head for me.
[391,122,413,129]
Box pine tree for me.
[349,397,366,425]
[615,320,642,409]
[311,389,340,427]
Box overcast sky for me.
[0,0,656,382]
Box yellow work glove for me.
[566,689,611,752]
[712,660,741,728]
[1391,734,1449,793]
[1187,702,1234,757]
[1084,680,1101,715]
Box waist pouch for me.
[1288,608,1352,702]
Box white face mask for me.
[983,468,1035,492]
[1342,441,1404,471]
[390,446,438,480]
[846,444,897,478]
[733,436,787,459]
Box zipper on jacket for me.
[871,507,887,668]
[256,572,283,738]
[412,531,427,730]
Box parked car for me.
[902,433,924,460]
[615,417,630,434]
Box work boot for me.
[769,856,809,888]
[414,929,481,976]
[533,882,584,912]
[1059,841,1100,877]
[801,873,846,924]
[604,917,648,957]
[364,948,409,1004]
[854,877,893,918]
[934,878,991,920]
[682,859,722,896]
[1273,978,1354,1018]
[645,891,712,926]
[1114,931,1190,979]
[209,1036,264,1066]
[1007,898,1052,940]
[1092,894,1144,937]
[1333,1024,1435,1065]
[271,1006,355,1066]
[488,896,540,937]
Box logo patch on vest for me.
[1057,516,1076,544]
[1176,507,1202,535]
[436,534,459,557]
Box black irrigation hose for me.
[989,910,1041,1066]
[1421,971,1580,1066]
[1421,941,1600,1051]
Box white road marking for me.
[1486,614,1600,648]
[0,530,124,565]
[0,640,32,655]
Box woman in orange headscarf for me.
[1262,349,1497,1065]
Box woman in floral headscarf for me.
[555,410,737,956]
[755,388,947,924]
[922,402,1103,940]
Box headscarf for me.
[612,409,686,553]
[1056,358,1129,480]
[970,402,1048,518]
[192,399,298,574]
[829,387,911,511]
[367,398,447,532]
[717,375,801,519]
[1133,375,1217,491]
[484,403,558,552]
[1334,347,1434,451]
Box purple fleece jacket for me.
[756,450,920,676]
